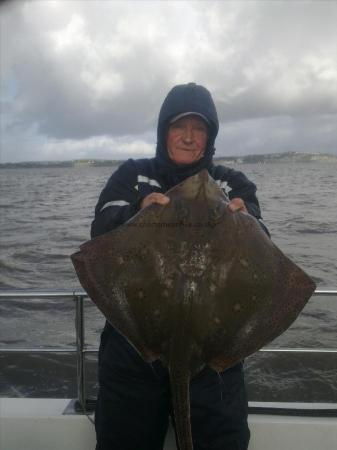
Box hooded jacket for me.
[91,83,268,238]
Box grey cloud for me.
[216,114,337,156]
[1,0,337,162]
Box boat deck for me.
[1,398,337,450]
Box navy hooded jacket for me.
[91,83,268,238]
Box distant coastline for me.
[1,151,337,169]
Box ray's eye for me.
[208,204,223,222]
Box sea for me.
[0,162,336,403]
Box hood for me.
[156,82,219,163]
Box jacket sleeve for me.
[225,168,270,237]
[91,160,144,238]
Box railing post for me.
[75,294,86,409]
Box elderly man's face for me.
[166,115,208,165]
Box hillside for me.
[1,152,336,169]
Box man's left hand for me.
[227,198,248,213]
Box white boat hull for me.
[1,398,337,450]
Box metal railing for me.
[0,290,90,409]
[0,289,336,411]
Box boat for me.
[1,289,337,450]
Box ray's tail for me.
[169,362,193,450]
[168,277,196,450]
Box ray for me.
[71,170,316,450]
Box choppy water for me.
[0,163,336,401]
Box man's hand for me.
[140,193,246,213]
[227,198,248,213]
[140,193,170,209]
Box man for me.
[92,82,267,450]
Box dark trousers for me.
[95,325,250,450]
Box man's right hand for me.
[140,193,170,209]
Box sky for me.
[1,0,337,163]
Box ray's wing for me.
[203,210,316,372]
[71,205,178,362]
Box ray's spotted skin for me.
[71,170,316,450]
